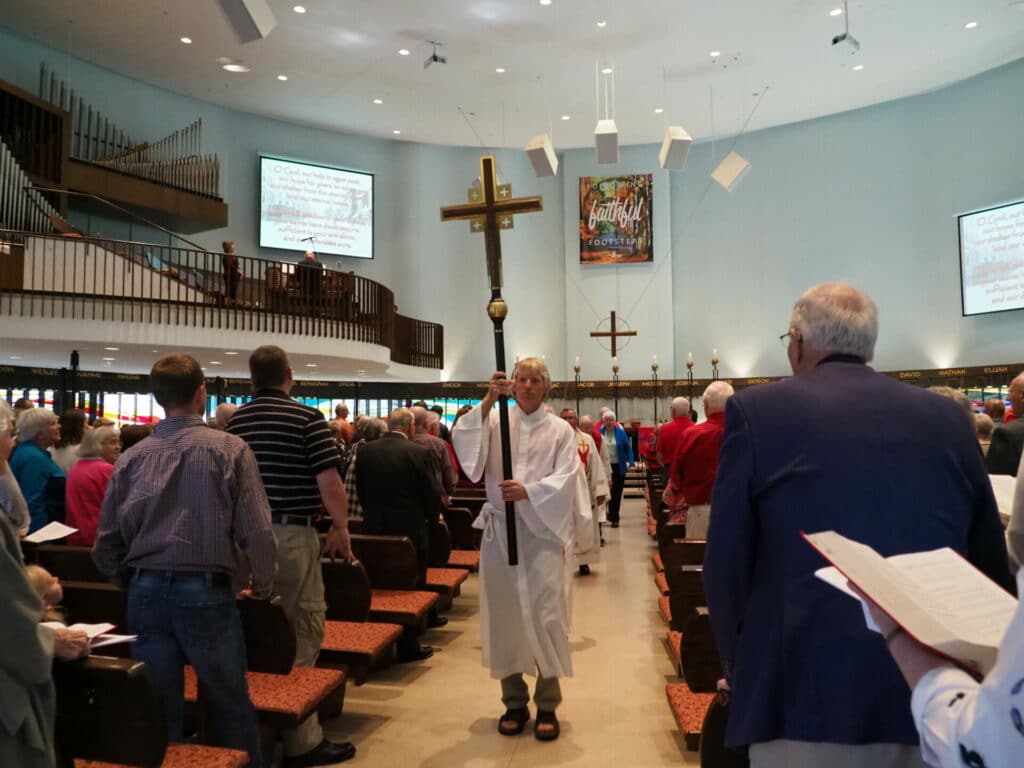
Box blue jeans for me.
[126,571,261,766]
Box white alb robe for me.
[452,402,592,680]
[575,430,608,568]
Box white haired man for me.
[560,407,608,575]
[666,382,733,539]
[655,396,694,485]
[452,358,591,742]
[704,282,1011,768]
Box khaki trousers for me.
[750,740,927,768]
[272,524,327,757]
[500,672,562,713]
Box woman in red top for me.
[65,425,120,546]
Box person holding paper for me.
[857,573,1024,768]
[704,282,1012,768]
[9,408,65,534]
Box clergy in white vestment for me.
[560,407,608,575]
[452,358,592,742]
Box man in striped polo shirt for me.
[228,345,355,767]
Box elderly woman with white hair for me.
[9,408,65,534]
[0,401,30,536]
[64,426,120,547]
[599,410,634,528]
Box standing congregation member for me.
[655,397,694,485]
[0,401,29,536]
[410,405,457,499]
[704,282,1012,768]
[10,409,65,533]
[64,425,119,547]
[51,409,87,472]
[665,382,733,539]
[987,373,1024,476]
[227,345,356,767]
[92,354,275,767]
[599,410,633,528]
[452,358,591,742]
[210,402,238,431]
[221,240,242,305]
[333,403,354,446]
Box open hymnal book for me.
[804,530,1017,676]
[41,621,137,649]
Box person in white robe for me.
[559,408,608,574]
[452,358,592,742]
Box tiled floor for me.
[329,498,697,766]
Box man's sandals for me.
[498,707,560,740]
[534,710,560,741]
[498,707,529,736]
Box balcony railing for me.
[0,228,443,369]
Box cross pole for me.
[440,155,543,566]
[590,310,638,359]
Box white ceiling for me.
[3,1,1024,149]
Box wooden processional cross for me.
[590,310,638,359]
[440,156,543,566]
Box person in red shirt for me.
[65,425,120,546]
[655,397,694,484]
[668,382,734,538]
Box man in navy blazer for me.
[704,283,1012,768]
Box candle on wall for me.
[574,355,580,367]
[687,352,694,364]
[611,356,618,367]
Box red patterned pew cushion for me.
[426,567,469,590]
[322,620,402,656]
[658,596,672,624]
[370,589,438,623]
[446,550,480,571]
[665,682,715,751]
[184,666,345,720]
[74,743,248,768]
[667,630,682,669]
[652,553,664,572]
[655,572,670,595]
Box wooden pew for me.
[346,534,439,639]
[23,543,104,582]
[319,558,403,684]
[699,691,750,768]
[351,532,465,613]
[53,655,249,768]
[443,506,480,572]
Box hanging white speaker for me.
[659,126,693,171]
[594,119,619,165]
[524,134,559,177]
[711,150,751,191]
[217,0,278,43]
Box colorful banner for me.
[579,174,654,264]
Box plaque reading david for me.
[579,174,653,264]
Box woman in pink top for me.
[65,425,120,546]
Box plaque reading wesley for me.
[579,174,653,264]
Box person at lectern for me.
[296,250,324,315]
[221,240,241,305]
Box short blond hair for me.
[511,357,551,392]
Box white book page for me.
[89,634,137,649]
[66,622,116,639]
[988,474,1015,526]
[24,521,78,543]
[886,548,1016,648]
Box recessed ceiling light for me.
[393,129,401,135]
[561,115,571,121]
[222,63,250,73]
[277,74,288,81]
[495,67,506,73]
[964,21,977,29]
[829,8,843,17]
[224,351,238,355]
[209,361,222,365]
[293,5,306,13]
[596,20,607,28]
[853,64,864,71]
[372,98,383,104]
[601,67,613,74]
[539,0,552,5]
[9,355,21,360]
[398,48,410,56]
[357,369,367,374]
[710,50,721,58]
[654,107,664,114]
[180,36,192,44]
[306,363,318,367]
[104,347,120,351]
[102,357,116,362]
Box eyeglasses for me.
[779,329,802,348]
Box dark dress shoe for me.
[578,564,590,575]
[395,644,434,663]
[428,615,448,628]
[282,738,356,767]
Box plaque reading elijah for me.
[579,174,653,264]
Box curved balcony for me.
[0,228,443,371]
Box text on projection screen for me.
[960,200,1024,315]
[259,157,373,259]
